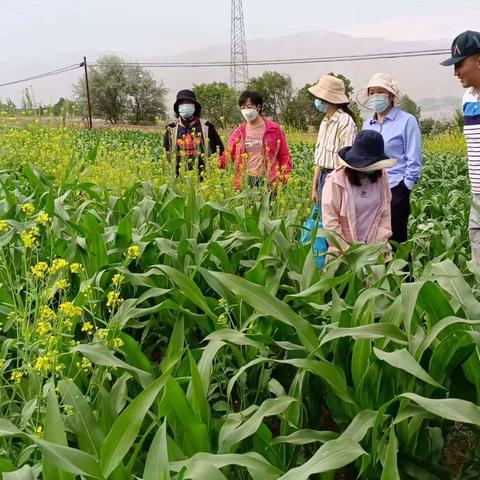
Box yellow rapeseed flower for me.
[0,358,5,369]
[113,337,124,349]
[21,228,38,248]
[126,245,141,259]
[111,273,124,287]
[217,313,228,326]
[81,357,92,371]
[59,302,82,318]
[106,291,123,312]
[36,426,44,437]
[70,262,83,274]
[81,321,94,334]
[54,279,70,291]
[40,306,56,322]
[49,258,69,274]
[37,212,50,225]
[0,220,9,233]
[10,371,23,383]
[97,328,108,342]
[38,320,52,336]
[218,298,228,309]
[81,284,93,297]
[62,317,73,329]
[21,203,35,215]
[31,262,48,279]
[43,288,54,299]
[34,355,52,374]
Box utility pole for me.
[230,0,249,90]
[81,56,93,129]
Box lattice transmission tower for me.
[230,0,249,90]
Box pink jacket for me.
[321,167,392,254]
[220,118,292,190]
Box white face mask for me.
[241,108,259,123]
[178,103,195,119]
[367,94,390,113]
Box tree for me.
[297,83,320,127]
[75,55,128,124]
[0,98,16,115]
[127,67,167,125]
[328,72,362,127]
[52,98,78,117]
[193,82,240,128]
[282,97,308,131]
[282,83,319,131]
[400,95,421,122]
[420,116,453,136]
[75,55,166,125]
[420,117,435,136]
[247,71,293,121]
[282,73,362,131]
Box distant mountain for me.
[0,30,463,119]
[417,96,462,120]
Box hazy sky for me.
[0,0,477,105]
[0,0,478,60]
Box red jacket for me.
[220,118,292,190]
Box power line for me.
[0,63,81,87]
[0,47,452,89]
[91,48,451,68]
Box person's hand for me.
[311,188,319,203]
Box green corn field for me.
[0,122,478,479]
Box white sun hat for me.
[356,73,401,108]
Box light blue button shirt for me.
[362,107,422,190]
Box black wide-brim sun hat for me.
[173,89,201,116]
[338,130,396,172]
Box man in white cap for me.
[359,74,422,245]
[441,31,480,265]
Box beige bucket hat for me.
[308,75,350,105]
[356,73,401,108]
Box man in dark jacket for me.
[164,89,224,177]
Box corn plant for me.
[0,125,477,479]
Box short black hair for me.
[238,90,263,113]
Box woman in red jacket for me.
[220,91,292,191]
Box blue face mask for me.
[314,99,327,113]
[178,103,196,119]
[367,94,390,113]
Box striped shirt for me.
[314,109,357,170]
[464,88,480,194]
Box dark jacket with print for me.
[163,117,224,176]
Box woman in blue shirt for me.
[358,73,422,244]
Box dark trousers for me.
[316,168,333,202]
[390,181,411,243]
[316,168,333,217]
